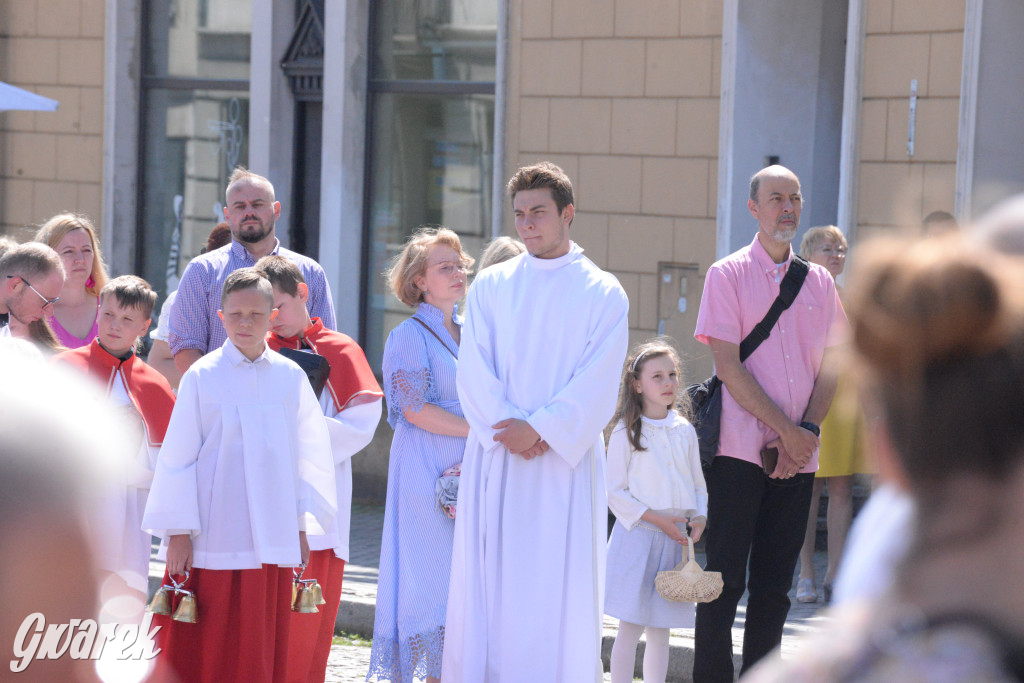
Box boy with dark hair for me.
[53,275,176,607]
[143,267,337,682]
[256,254,383,683]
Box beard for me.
[772,227,797,244]
[235,219,273,244]
[8,297,41,326]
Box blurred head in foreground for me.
[0,344,138,681]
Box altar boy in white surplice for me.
[442,162,629,682]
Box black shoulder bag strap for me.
[738,255,810,362]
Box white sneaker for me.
[796,578,817,603]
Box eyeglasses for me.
[432,263,468,276]
[818,245,847,257]
[6,275,60,309]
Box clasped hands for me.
[492,418,549,460]
[765,422,819,479]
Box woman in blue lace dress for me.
[367,228,473,683]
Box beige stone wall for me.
[506,0,722,375]
[0,0,105,241]
[857,0,964,234]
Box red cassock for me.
[53,339,176,592]
[147,565,294,683]
[53,338,175,446]
[268,318,382,683]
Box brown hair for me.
[34,213,109,296]
[255,254,305,297]
[506,162,575,215]
[205,222,233,253]
[385,227,475,308]
[100,275,158,320]
[12,319,65,354]
[220,267,274,310]
[799,225,847,259]
[846,234,1024,496]
[612,337,688,452]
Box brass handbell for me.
[311,582,327,606]
[172,590,199,623]
[146,587,173,616]
[292,584,319,613]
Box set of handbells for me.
[145,564,324,620]
[146,571,198,623]
[292,562,326,614]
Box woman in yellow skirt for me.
[796,226,873,604]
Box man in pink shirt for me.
[692,165,845,682]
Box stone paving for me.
[150,502,833,682]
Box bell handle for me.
[169,569,190,591]
[294,562,308,581]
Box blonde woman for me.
[796,225,869,604]
[478,235,525,271]
[368,227,473,683]
[34,213,110,349]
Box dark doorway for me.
[291,100,322,259]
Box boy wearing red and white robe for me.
[142,268,337,683]
[53,275,176,600]
[259,254,383,683]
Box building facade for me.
[2,0,1021,499]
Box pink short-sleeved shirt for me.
[694,235,847,472]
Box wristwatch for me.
[799,421,820,437]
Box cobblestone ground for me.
[327,644,624,682]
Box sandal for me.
[796,578,817,603]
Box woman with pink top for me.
[34,213,110,349]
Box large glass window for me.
[364,0,497,370]
[138,0,251,303]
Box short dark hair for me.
[506,161,575,214]
[99,275,158,319]
[220,267,274,310]
[254,254,305,297]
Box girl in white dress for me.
[605,338,709,683]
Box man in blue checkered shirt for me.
[169,167,336,373]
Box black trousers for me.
[692,455,815,682]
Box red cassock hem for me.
[285,550,346,683]
[147,565,293,683]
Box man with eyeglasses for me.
[0,242,65,336]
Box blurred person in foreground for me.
[744,233,1024,681]
[830,194,1024,608]
[0,342,149,682]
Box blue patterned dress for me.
[367,303,466,682]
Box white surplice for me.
[442,242,629,682]
[310,396,382,559]
[142,340,337,569]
